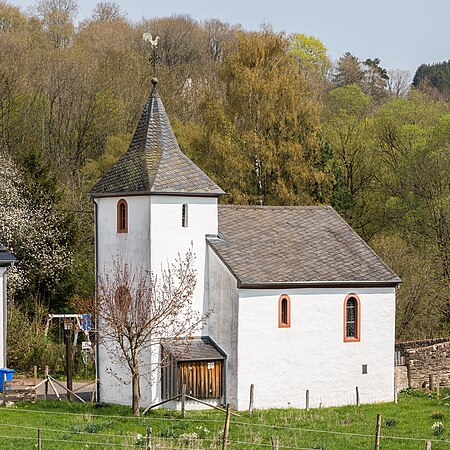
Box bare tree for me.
[91,2,126,22]
[33,0,78,48]
[97,248,207,416]
[387,69,412,97]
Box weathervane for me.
[143,33,160,80]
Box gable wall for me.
[236,287,396,410]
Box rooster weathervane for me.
[143,33,160,79]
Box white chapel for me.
[90,79,401,410]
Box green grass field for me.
[0,391,449,448]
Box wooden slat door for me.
[178,360,223,399]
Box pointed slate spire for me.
[90,79,225,197]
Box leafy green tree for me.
[290,33,331,84]
[333,52,365,87]
[372,92,450,311]
[185,29,332,206]
[363,58,389,100]
[321,85,376,236]
[413,60,450,97]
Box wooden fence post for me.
[248,384,254,415]
[306,390,310,410]
[44,366,49,400]
[425,440,431,449]
[222,403,231,450]
[37,428,42,450]
[271,435,279,450]
[181,384,186,418]
[34,366,38,402]
[374,413,382,450]
[146,427,152,450]
[429,374,434,391]
[356,386,360,406]
[65,329,73,401]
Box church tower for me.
[90,79,225,405]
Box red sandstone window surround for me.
[117,199,128,233]
[344,293,361,342]
[278,294,291,328]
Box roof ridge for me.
[218,204,330,210]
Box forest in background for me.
[0,0,449,363]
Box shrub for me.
[385,418,398,428]
[7,301,65,374]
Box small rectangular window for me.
[182,204,188,227]
[362,364,368,374]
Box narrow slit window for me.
[182,204,188,227]
[278,295,291,328]
[117,199,128,233]
[344,294,360,342]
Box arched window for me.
[278,294,291,328]
[344,294,360,342]
[182,204,188,227]
[117,199,128,233]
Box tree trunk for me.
[132,371,140,416]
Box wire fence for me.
[0,406,446,449]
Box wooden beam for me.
[48,376,85,403]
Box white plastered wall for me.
[96,195,153,406]
[206,247,239,406]
[149,195,218,402]
[236,287,396,410]
[96,194,218,407]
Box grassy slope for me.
[0,392,449,448]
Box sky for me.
[9,0,450,74]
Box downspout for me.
[93,199,100,402]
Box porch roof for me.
[162,337,226,362]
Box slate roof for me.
[207,205,401,287]
[0,244,16,266]
[90,83,224,197]
[162,337,226,362]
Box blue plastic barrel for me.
[0,368,15,392]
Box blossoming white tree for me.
[0,150,73,302]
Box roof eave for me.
[89,190,226,199]
[0,259,16,267]
[237,279,402,289]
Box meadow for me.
[0,390,449,448]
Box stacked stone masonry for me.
[395,338,450,389]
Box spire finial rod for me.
[143,33,160,79]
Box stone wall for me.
[396,338,450,389]
[394,366,408,392]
